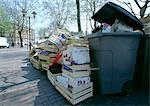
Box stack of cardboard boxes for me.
[30,52,42,69]
[55,39,93,105]
[39,42,61,86]
[29,32,93,104]
[29,45,43,69]
[40,43,58,71]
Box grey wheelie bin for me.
[88,32,143,95]
[88,2,144,95]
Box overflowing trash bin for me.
[88,2,144,95]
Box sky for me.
[1,0,149,40]
[25,0,149,41]
[32,0,149,37]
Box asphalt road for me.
[0,48,149,106]
[0,48,29,90]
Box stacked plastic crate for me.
[55,39,93,105]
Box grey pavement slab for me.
[0,48,149,106]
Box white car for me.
[0,37,9,48]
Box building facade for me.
[15,27,35,47]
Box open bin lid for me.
[92,2,143,30]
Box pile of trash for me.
[29,29,89,71]
[28,1,146,105]
[29,28,92,105]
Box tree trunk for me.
[9,33,14,46]
[19,14,25,48]
[93,1,96,29]
[19,31,23,47]
[13,24,16,46]
[76,0,81,32]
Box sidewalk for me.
[0,48,149,106]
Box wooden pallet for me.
[38,54,49,61]
[62,73,91,88]
[67,44,89,48]
[47,70,61,86]
[62,69,91,78]
[29,57,32,62]
[63,64,90,72]
[39,54,55,62]
[42,63,49,71]
[55,81,93,105]
[30,59,41,70]
[33,63,40,69]
[49,53,56,58]
[42,46,58,53]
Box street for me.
[0,48,149,106]
[0,48,70,106]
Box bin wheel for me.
[122,80,135,95]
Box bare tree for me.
[117,0,150,18]
[38,27,48,39]
[134,0,150,17]
[81,0,108,30]
[2,0,38,47]
[43,0,71,29]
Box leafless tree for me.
[43,0,72,29]
[134,0,150,17]
[38,27,48,39]
[2,0,38,47]
[81,0,108,30]
[117,0,150,18]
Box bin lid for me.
[92,2,143,30]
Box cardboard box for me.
[55,81,93,105]
[62,73,91,88]
[47,71,61,86]
[62,68,91,78]
[67,38,89,47]
[56,75,69,88]
[63,46,90,65]
[49,53,56,58]
[63,50,71,65]
[30,57,42,69]
[63,64,90,72]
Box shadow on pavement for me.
[21,58,70,106]
[80,88,149,105]
[22,58,30,64]
[21,58,149,106]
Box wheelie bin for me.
[88,2,144,95]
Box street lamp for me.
[29,11,37,50]
[32,11,37,18]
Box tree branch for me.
[134,0,142,9]
[140,0,149,2]
[126,3,137,16]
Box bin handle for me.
[90,68,99,71]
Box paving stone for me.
[0,48,149,106]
